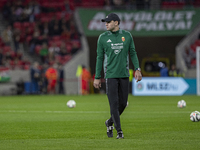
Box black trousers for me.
[106,77,129,132]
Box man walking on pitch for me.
[93,13,142,139]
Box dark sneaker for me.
[105,119,114,138]
[116,131,124,139]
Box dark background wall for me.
[88,36,184,76]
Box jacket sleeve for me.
[95,35,104,79]
[128,32,140,70]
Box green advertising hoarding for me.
[78,8,200,37]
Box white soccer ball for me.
[177,100,186,108]
[190,111,199,122]
[66,100,76,108]
[195,111,200,121]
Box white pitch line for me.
[0,110,192,114]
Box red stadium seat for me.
[3,46,12,53]
[13,22,22,29]
[195,39,200,46]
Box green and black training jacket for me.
[95,29,139,79]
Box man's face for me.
[105,20,118,31]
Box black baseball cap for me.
[101,13,120,23]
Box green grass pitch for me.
[0,94,200,150]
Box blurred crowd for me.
[0,0,81,70]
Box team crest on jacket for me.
[122,37,125,42]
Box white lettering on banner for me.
[93,12,106,20]
[92,11,195,22]
[135,21,192,31]
[175,21,186,30]
[166,22,175,30]
[154,12,173,21]
[89,11,196,32]
[133,77,189,96]
[88,21,134,31]
[88,21,106,30]
[185,11,196,19]
[147,82,178,90]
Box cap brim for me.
[101,18,111,22]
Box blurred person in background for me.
[81,65,91,95]
[30,62,40,94]
[169,64,185,77]
[40,63,49,94]
[2,25,13,46]
[160,64,169,77]
[58,63,65,94]
[183,46,196,68]
[45,63,58,94]
[39,42,48,63]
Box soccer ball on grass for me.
[177,100,186,108]
[66,100,76,108]
[190,111,200,122]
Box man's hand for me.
[135,70,142,82]
[93,79,101,89]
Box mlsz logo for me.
[107,39,112,42]
[136,83,143,91]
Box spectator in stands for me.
[14,1,23,22]
[41,22,49,35]
[13,28,21,52]
[14,50,23,60]
[48,51,55,65]
[40,63,49,94]
[58,63,65,94]
[22,57,31,70]
[29,34,39,54]
[39,34,48,45]
[48,15,57,32]
[39,42,48,63]
[2,1,12,21]
[48,42,60,54]
[4,51,14,62]
[61,26,71,41]
[71,41,80,55]
[103,0,113,11]
[169,64,185,77]
[112,0,126,9]
[13,58,23,70]
[2,25,13,46]
[52,24,61,36]
[29,26,40,54]
[20,11,30,22]
[45,63,58,94]
[183,46,196,68]
[23,5,32,20]
[60,17,70,31]
[160,64,169,77]
[30,61,40,94]
[32,1,41,16]
[62,0,73,14]
[70,29,81,40]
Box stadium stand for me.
[1,0,200,71]
[0,0,200,94]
